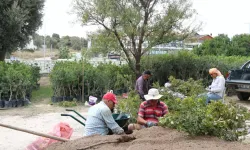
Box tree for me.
[59,36,71,48]
[0,0,45,61]
[229,34,250,56]
[73,0,200,77]
[70,36,85,50]
[51,33,60,49]
[32,33,43,49]
[193,34,231,56]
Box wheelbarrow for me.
[61,109,130,128]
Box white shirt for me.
[209,75,225,97]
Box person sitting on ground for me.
[128,88,168,131]
[85,92,124,136]
[135,70,152,101]
[204,68,225,104]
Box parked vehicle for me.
[226,60,250,101]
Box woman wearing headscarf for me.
[205,68,225,104]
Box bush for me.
[117,91,141,123]
[141,51,250,86]
[50,61,133,101]
[0,62,40,102]
[158,77,250,141]
[58,100,78,107]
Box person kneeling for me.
[128,88,168,131]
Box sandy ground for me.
[47,126,250,150]
[0,104,90,150]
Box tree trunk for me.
[0,50,6,61]
[135,55,141,79]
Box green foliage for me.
[158,80,250,141]
[168,76,205,96]
[0,62,40,101]
[59,47,70,59]
[117,91,141,123]
[141,51,249,86]
[50,61,133,100]
[0,0,44,60]
[58,100,78,107]
[73,0,199,76]
[193,34,250,56]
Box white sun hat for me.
[144,88,163,101]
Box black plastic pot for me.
[65,96,73,101]
[12,100,18,107]
[17,99,23,107]
[51,96,63,103]
[23,99,30,106]
[75,95,82,101]
[4,100,12,108]
[0,100,4,108]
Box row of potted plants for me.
[49,61,132,102]
[0,62,40,108]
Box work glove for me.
[146,121,156,128]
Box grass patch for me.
[31,86,53,102]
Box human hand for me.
[146,122,156,127]
[205,87,211,91]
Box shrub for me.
[117,91,141,123]
[141,51,250,86]
[58,100,77,107]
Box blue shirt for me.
[85,101,124,136]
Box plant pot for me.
[12,100,18,107]
[76,95,82,101]
[17,99,23,107]
[23,99,31,106]
[0,100,4,108]
[51,96,57,103]
[4,100,12,108]
[65,96,73,101]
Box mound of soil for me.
[47,126,250,150]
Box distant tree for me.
[73,0,200,77]
[0,0,45,61]
[228,34,250,56]
[70,36,87,50]
[32,33,43,49]
[51,33,60,49]
[60,36,71,48]
[193,34,231,56]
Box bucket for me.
[88,96,97,106]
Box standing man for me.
[205,68,225,104]
[135,70,152,101]
[85,92,124,136]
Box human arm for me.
[210,77,225,93]
[101,108,124,135]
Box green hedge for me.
[0,62,40,101]
[141,51,250,86]
[49,61,133,101]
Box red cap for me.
[103,92,117,104]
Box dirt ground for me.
[47,126,250,150]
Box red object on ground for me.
[26,122,73,150]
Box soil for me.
[47,126,250,150]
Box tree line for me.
[32,33,88,51]
[193,34,250,56]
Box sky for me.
[38,0,250,38]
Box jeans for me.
[199,93,222,105]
